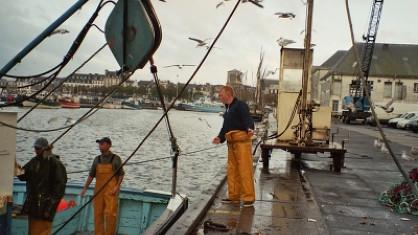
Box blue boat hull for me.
[11,182,187,234]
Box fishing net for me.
[378,168,418,215]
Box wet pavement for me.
[303,123,418,235]
[169,116,418,234]
[193,151,327,235]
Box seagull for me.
[163,64,196,69]
[50,29,69,36]
[216,1,224,8]
[243,0,264,8]
[276,37,296,47]
[274,12,296,19]
[188,37,211,47]
[198,117,212,128]
[376,99,394,113]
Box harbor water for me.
[12,108,227,200]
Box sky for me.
[1,0,418,86]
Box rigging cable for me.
[252,91,302,155]
[53,0,244,233]
[67,145,224,174]
[0,0,104,109]
[344,0,417,195]
[1,63,63,80]
[0,43,107,132]
[17,43,107,123]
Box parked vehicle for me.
[388,112,418,128]
[408,120,418,132]
[397,115,418,129]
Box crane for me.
[342,0,384,124]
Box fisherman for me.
[80,137,124,235]
[212,85,255,207]
[17,137,67,235]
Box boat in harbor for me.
[176,101,225,113]
[11,181,187,234]
[21,99,60,109]
[122,100,142,110]
[59,97,80,109]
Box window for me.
[383,81,392,98]
[332,100,339,112]
[331,80,342,96]
[395,82,404,100]
[414,83,418,93]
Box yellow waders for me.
[225,130,255,202]
[28,218,52,235]
[94,159,118,235]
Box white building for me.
[314,43,418,113]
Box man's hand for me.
[212,136,221,144]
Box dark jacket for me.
[218,98,254,143]
[18,153,67,221]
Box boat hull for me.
[12,182,187,234]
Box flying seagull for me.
[50,29,69,36]
[276,37,296,47]
[274,12,296,19]
[243,0,264,8]
[216,1,224,8]
[163,64,196,69]
[188,37,211,47]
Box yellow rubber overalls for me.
[93,155,118,235]
[225,130,255,202]
[29,218,52,235]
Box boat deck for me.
[193,150,327,234]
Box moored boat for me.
[21,99,60,109]
[59,97,80,109]
[12,181,188,234]
[177,102,225,113]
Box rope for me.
[17,43,107,123]
[53,1,243,233]
[378,168,418,215]
[252,91,301,155]
[0,108,99,133]
[0,0,103,109]
[344,0,417,196]
[67,145,224,174]
[1,63,62,81]
[16,2,105,121]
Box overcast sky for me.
[1,0,418,86]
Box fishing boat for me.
[11,181,187,234]
[122,100,142,110]
[59,97,80,109]
[21,99,60,109]
[177,101,225,113]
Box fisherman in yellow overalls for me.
[212,86,255,207]
[81,137,125,235]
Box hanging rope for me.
[53,1,243,233]
[0,0,104,109]
[17,43,107,123]
[1,63,63,81]
[344,0,417,196]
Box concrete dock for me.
[190,122,418,234]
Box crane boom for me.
[360,0,384,81]
[342,0,384,124]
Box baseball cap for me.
[34,137,49,149]
[96,137,112,145]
